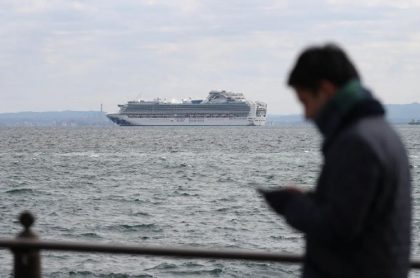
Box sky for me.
[0,0,419,114]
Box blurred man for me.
[261,44,411,278]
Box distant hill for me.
[266,114,304,125]
[268,103,420,125]
[0,103,419,126]
[0,111,112,127]
[384,103,420,123]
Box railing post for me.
[13,211,41,278]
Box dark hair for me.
[287,43,360,92]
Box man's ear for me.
[318,80,338,99]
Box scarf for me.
[314,79,385,153]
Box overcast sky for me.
[1,0,419,114]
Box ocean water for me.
[0,125,419,277]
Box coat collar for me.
[314,80,385,153]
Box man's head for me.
[287,44,360,119]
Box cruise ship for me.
[107,90,267,126]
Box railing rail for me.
[0,211,419,278]
[0,238,303,263]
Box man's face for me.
[295,87,333,120]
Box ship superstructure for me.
[107,90,267,126]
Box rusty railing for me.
[0,211,419,278]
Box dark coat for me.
[263,88,411,277]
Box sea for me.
[0,125,419,277]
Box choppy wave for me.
[5,188,36,194]
[65,271,154,278]
[109,224,162,233]
[0,126,418,277]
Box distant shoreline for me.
[0,103,419,127]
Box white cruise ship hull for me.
[107,90,267,126]
[107,114,266,126]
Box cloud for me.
[0,0,94,14]
[0,0,420,113]
[327,0,420,8]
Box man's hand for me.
[258,187,303,215]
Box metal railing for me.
[0,211,419,278]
